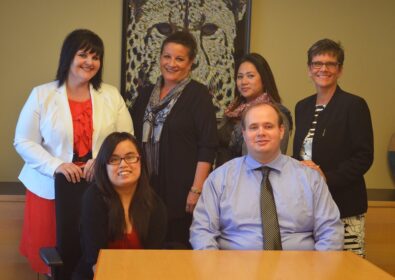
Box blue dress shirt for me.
[190,154,344,250]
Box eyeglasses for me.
[107,154,140,165]
[310,61,340,70]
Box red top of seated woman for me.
[108,230,142,249]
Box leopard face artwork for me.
[124,0,248,117]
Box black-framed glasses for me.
[107,154,140,165]
[310,61,340,70]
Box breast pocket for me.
[275,190,313,232]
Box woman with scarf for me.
[130,31,218,248]
[216,53,293,167]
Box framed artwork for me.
[121,0,252,117]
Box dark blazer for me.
[293,86,373,218]
[73,185,167,280]
[131,79,218,219]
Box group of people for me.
[14,28,373,279]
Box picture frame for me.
[121,0,252,117]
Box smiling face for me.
[308,53,342,92]
[160,42,193,86]
[68,49,101,85]
[106,140,141,190]
[242,104,284,163]
[125,0,248,117]
[237,61,264,102]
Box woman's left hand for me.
[300,160,326,182]
[83,159,95,182]
[186,162,211,213]
[185,191,200,213]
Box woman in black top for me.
[131,31,218,248]
[293,39,373,257]
[74,132,166,279]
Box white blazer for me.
[14,81,133,199]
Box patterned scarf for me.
[142,76,191,143]
[225,93,272,119]
[142,76,191,176]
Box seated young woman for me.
[73,132,167,279]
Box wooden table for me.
[94,250,394,280]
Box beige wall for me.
[251,0,395,189]
[0,0,123,181]
[1,0,394,188]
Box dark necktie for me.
[260,166,282,250]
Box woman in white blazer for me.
[14,29,133,275]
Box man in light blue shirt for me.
[190,103,343,250]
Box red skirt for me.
[20,189,56,274]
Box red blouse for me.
[68,99,93,165]
[108,231,142,249]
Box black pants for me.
[165,215,193,249]
[150,174,192,249]
[55,174,90,280]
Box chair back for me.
[55,173,90,280]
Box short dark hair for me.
[230,53,281,111]
[241,102,284,130]
[307,38,344,66]
[160,31,197,60]
[56,29,104,90]
[94,132,156,244]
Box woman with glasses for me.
[293,39,373,257]
[216,53,293,167]
[14,29,133,276]
[74,132,167,279]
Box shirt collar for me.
[245,153,286,173]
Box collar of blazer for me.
[55,82,103,96]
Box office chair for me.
[40,247,62,279]
[40,173,89,280]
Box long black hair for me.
[230,53,281,110]
[94,132,156,244]
[56,29,104,90]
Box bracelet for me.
[189,187,202,195]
